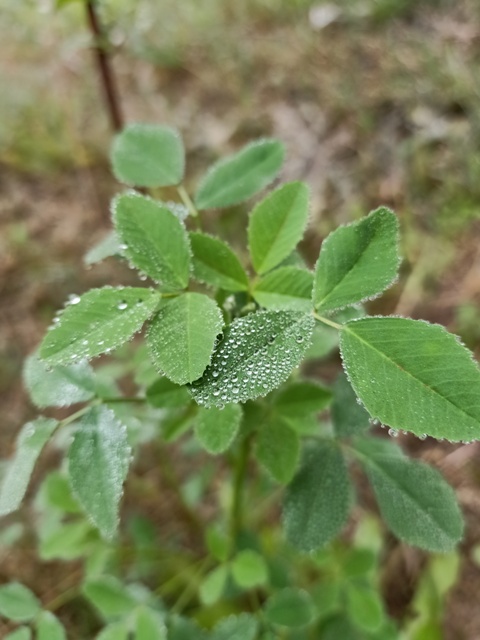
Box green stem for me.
[58,400,101,429]
[102,396,145,404]
[177,184,201,228]
[229,434,252,553]
[313,312,342,331]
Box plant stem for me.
[85,0,124,132]
[313,312,342,331]
[177,185,201,229]
[229,434,252,552]
[102,396,146,403]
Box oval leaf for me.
[345,583,384,632]
[82,576,138,620]
[264,588,315,628]
[195,404,242,454]
[68,406,131,539]
[113,193,190,289]
[195,139,284,209]
[199,566,229,606]
[353,439,464,552]
[274,380,332,418]
[5,628,31,640]
[256,419,299,484]
[40,287,159,366]
[36,611,67,640]
[253,267,313,311]
[231,550,268,589]
[340,316,480,442]
[0,418,58,516]
[211,614,259,640]
[190,310,314,408]
[0,583,40,622]
[283,441,352,551]
[147,293,223,385]
[24,353,95,408]
[135,607,167,639]
[332,372,371,438]
[190,232,249,291]
[313,207,400,313]
[248,182,310,275]
[111,123,185,188]
[146,378,191,408]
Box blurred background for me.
[2,0,480,637]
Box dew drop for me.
[296,335,304,343]
[69,295,81,305]
[388,428,399,438]
[117,301,128,310]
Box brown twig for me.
[85,0,124,132]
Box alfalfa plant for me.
[0,123,474,638]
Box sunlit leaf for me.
[253,267,313,311]
[113,193,190,289]
[340,316,480,441]
[0,418,58,516]
[40,287,160,366]
[195,139,284,209]
[195,404,242,454]
[283,441,351,551]
[248,182,310,275]
[190,232,249,291]
[190,310,314,408]
[68,406,131,539]
[313,208,400,313]
[147,293,223,385]
[111,123,184,188]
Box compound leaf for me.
[190,232,249,292]
[113,193,190,289]
[313,207,399,313]
[39,287,159,366]
[111,123,184,188]
[256,418,299,484]
[253,267,313,311]
[0,583,40,622]
[68,406,131,539]
[195,404,242,454]
[283,441,352,551]
[24,353,95,408]
[340,316,480,441]
[353,439,463,552]
[195,139,284,209]
[147,293,223,385]
[0,418,58,516]
[248,182,310,275]
[190,310,314,408]
[332,372,370,438]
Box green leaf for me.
[340,316,480,441]
[169,616,208,640]
[146,378,191,408]
[68,406,131,539]
[248,182,310,275]
[264,588,315,628]
[199,565,229,605]
[147,293,223,385]
[353,439,463,552]
[0,583,40,622]
[231,550,269,589]
[274,380,332,418]
[96,622,130,640]
[24,352,95,408]
[195,139,284,209]
[211,613,259,640]
[36,611,67,640]
[332,372,370,438]
[283,441,352,551]
[0,418,58,516]
[40,286,160,366]
[5,629,31,640]
[43,471,81,513]
[195,404,242,454]
[39,520,93,561]
[190,232,249,291]
[345,583,384,632]
[256,419,300,484]
[205,527,229,562]
[84,231,123,266]
[190,310,315,408]
[83,576,138,620]
[313,207,400,313]
[113,193,190,289]
[135,607,167,639]
[111,123,184,188]
[253,267,313,311]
